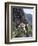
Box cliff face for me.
[11,8,28,27]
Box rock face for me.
[12,8,28,27]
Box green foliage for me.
[28,25,32,34]
[11,23,32,39]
